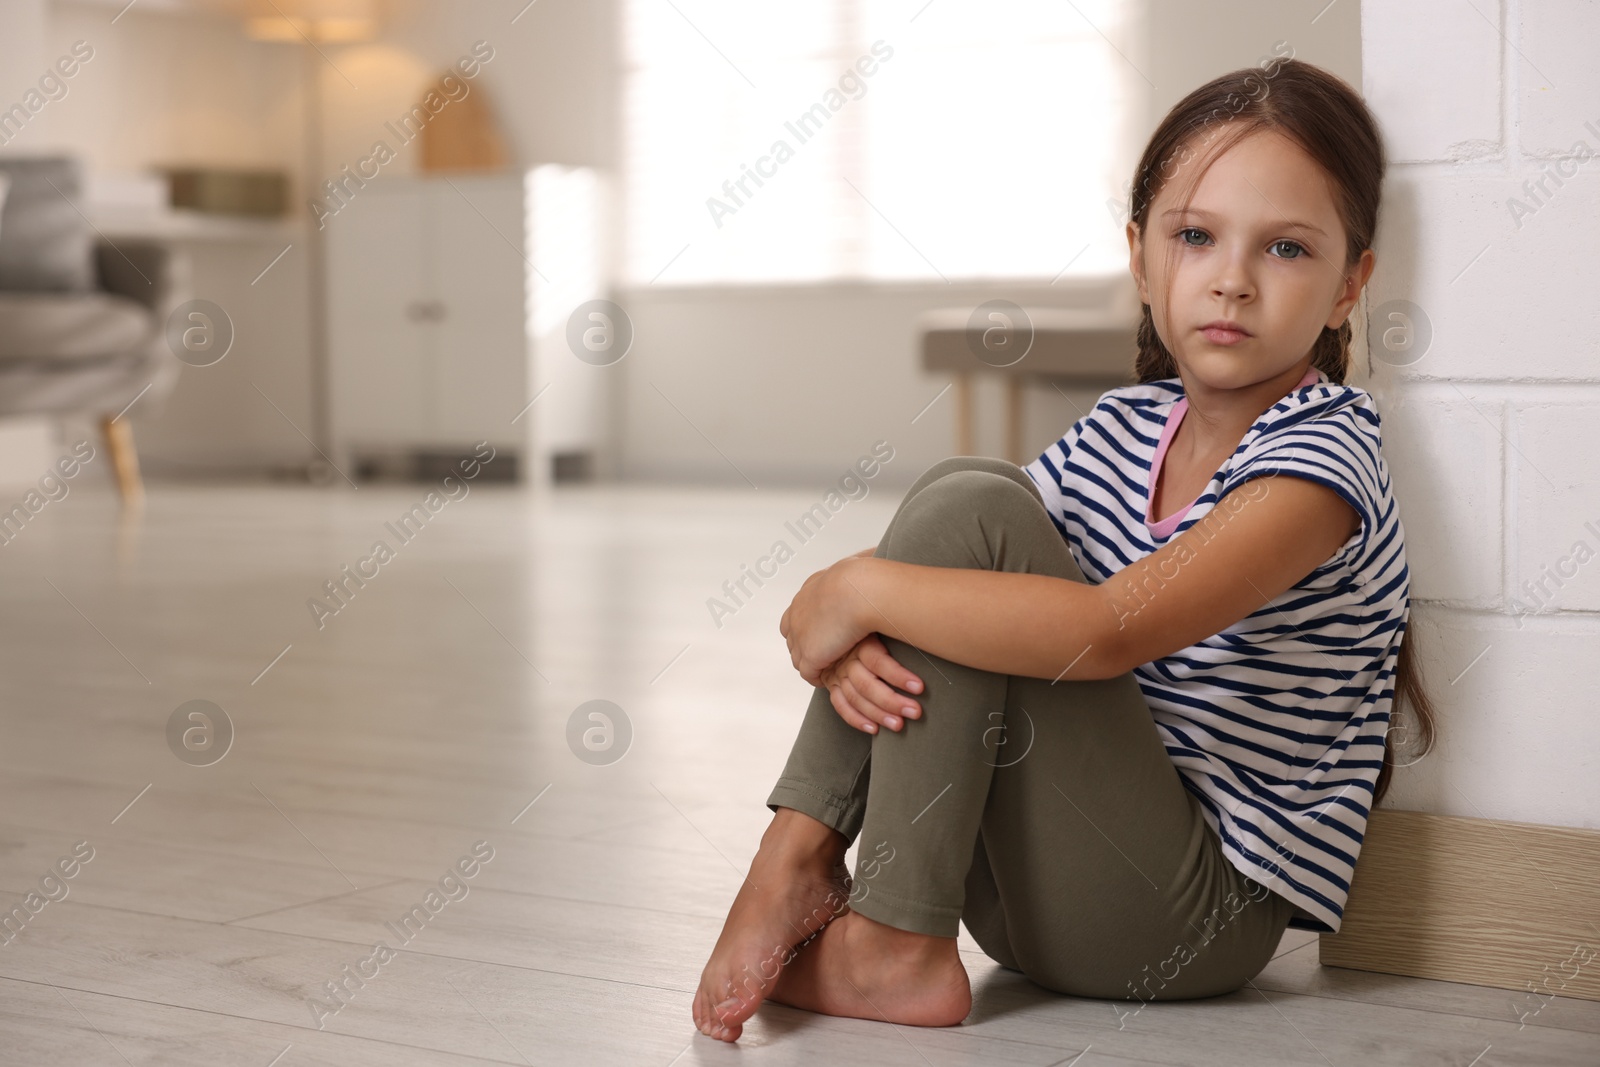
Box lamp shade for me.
[245,0,377,43]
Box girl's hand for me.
[819,634,924,734]
[779,557,875,687]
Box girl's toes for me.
[694,988,719,1036]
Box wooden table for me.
[919,304,1140,463]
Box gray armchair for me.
[0,156,185,501]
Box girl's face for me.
[1126,125,1375,393]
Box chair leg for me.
[100,415,144,505]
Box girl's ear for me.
[1326,248,1377,329]
[1126,220,1150,303]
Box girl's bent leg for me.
[742,458,1041,1029]
[835,464,1055,937]
[773,456,1295,1001]
[696,458,1027,1041]
[764,455,1035,847]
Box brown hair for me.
[1125,57,1435,805]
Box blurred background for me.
[4,1,1599,1062]
[0,0,1360,492]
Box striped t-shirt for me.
[1023,366,1409,933]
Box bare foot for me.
[767,908,972,1027]
[692,809,853,1042]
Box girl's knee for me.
[882,470,1054,572]
[899,470,1041,531]
[911,457,1039,503]
[920,455,1019,480]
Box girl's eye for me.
[1178,227,1210,246]
[1270,239,1306,259]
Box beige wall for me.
[0,0,48,113]
[27,0,616,202]
[1145,0,1360,127]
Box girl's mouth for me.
[1199,322,1251,345]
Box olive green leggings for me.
[766,455,1295,1002]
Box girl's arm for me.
[825,474,1360,683]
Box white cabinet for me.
[327,167,609,484]
[327,171,535,477]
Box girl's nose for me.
[1211,256,1256,302]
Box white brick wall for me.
[1362,0,1599,827]
[1361,0,1503,161]
[1381,396,1502,607]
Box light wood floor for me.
[2,483,1596,1065]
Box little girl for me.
[693,57,1436,1042]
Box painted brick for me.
[1364,170,1600,380]
[1362,0,1502,161]
[1517,0,1600,156]
[1380,389,1503,606]
[1510,403,1600,613]
[1382,613,1599,828]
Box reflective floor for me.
[1,483,1595,1065]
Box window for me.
[622,0,1142,286]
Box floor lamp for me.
[244,0,378,482]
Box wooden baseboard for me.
[1319,808,1600,1003]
